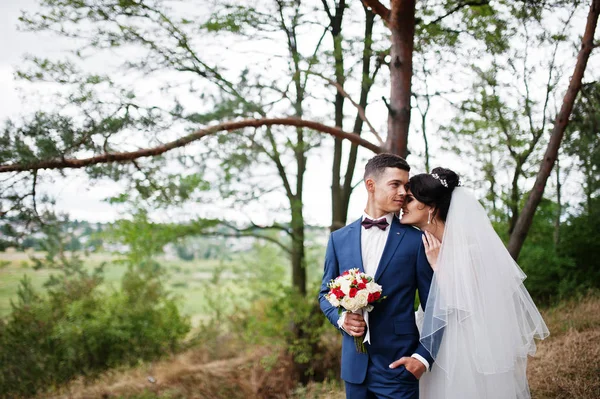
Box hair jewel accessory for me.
[431,173,448,188]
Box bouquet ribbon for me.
[362,308,371,345]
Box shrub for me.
[0,260,190,398]
[557,199,600,299]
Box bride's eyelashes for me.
[405,195,414,203]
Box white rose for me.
[341,296,360,312]
[339,277,352,296]
[327,293,341,308]
[366,281,382,294]
[355,290,369,308]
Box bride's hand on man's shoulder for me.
[422,231,441,271]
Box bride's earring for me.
[427,211,432,225]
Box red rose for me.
[368,292,381,303]
[342,270,350,276]
[362,277,369,284]
[352,279,358,286]
[349,287,358,298]
[357,282,367,290]
[332,288,344,299]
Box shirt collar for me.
[362,212,394,225]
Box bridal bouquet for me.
[326,268,384,353]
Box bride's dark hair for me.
[408,167,460,222]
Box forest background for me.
[0,0,599,398]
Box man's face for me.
[367,167,409,214]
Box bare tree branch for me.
[321,0,334,22]
[311,72,384,145]
[201,231,292,254]
[508,0,600,259]
[0,117,382,173]
[361,0,390,23]
[427,0,490,26]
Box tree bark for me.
[0,117,382,173]
[507,0,599,259]
[554,158,561,247]
[361,0,390,22]
[508,162,522,234]
[339,7,376,228]
[330,0,347,233]
[331,4,376,232]
[386,0,416,157]
[290,197,306,296]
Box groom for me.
[319,153,435,399]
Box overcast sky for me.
[0,1,594,225]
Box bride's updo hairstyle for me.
[408,167,460,222]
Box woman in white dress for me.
[400,167,549,399]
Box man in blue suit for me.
[319,153,434,399]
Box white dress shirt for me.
[360,212,394,278]
[338,212,430,371]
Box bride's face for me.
[400,190,433,229]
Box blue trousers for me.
[345,363,419,399]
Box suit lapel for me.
[374,217,406,281]
[348,218,365,273]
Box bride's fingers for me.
[424,232,434,249]
[426,231,439,248]
[422,234,430,249]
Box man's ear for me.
[365,178,375,193]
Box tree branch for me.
[321,0,334,23]
[427,0,490,26]
[262,126,296,200]
[311,72,384,145]
[361,0,390,23]
[201,231,292,254]
[508,0,600,259]
[0,117,382,173]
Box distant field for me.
[0,251,237,324]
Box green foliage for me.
[0,252,190,398]
[201,6,270,34]
[186,240,334,379]
[493,196,599,305]
[229,283,332,378]
[175,244,195,261]
[556,198,600,298]
[564,82,600,211]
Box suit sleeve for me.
[414,237,438,365]
[319,234,344,331]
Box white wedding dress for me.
[416,187,549,399]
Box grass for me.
[5,249,596,398]
[28,295,600,399]
[0,251,236,323]
[527,295,600,398]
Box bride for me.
[399,167,549,399]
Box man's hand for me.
[389,356,426,380]
[343,312,366,337]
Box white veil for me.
[418,187,549,399]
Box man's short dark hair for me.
[364,153,410,181]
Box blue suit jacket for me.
[319,216,435,384]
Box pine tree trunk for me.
[508,0,599,259]
[386,0,416,157]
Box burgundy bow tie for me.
[361,217,389,230]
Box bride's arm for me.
[413,240,436,367]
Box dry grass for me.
[36,296,600,399]
[39,346,297,399]
[527,296,600,399]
